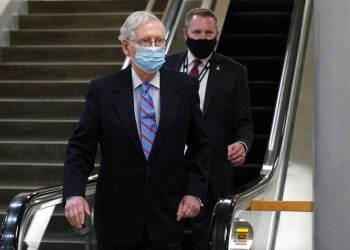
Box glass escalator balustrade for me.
[18,186,96,250]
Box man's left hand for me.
[227,142,246,165]
[176,195,201,221]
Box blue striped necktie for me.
[140,82,157,160]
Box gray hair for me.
[118,11,165,41]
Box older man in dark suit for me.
[63,11,210,250]
[164,8,253,250]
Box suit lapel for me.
[112,66,144,158]
[168,51,222,118]
[149,68,181,159]
[166,52,187,71]
[203,53,222,117]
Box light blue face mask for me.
[132,46,166,73]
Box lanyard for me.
[183,56,212,83]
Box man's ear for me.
[182,28,188,41]
[122,40,130,56]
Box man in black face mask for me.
[165,8,253,250]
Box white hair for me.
[118,11,165,41]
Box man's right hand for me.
[64,196,91,229]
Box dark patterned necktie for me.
[189,59,202,79]
[140,82,157,160]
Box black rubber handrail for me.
[209,0,313,249]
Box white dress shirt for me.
[180,50,212,111]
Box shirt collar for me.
[132,67,160,90]
[187,50,212,66]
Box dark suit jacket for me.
[63,66,210,246]
[165,52,253,199]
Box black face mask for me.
[186,37,217,59]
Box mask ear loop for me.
[126,41,139,65]
[122,40,133,57]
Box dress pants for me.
[96,220,182,250]
[191,184,216,250]
[97,241,182,250]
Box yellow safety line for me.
[250,200,313,212]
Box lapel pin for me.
[216,65,221,71]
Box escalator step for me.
[10,30,120,46]
[232,56,284,81]
[27,0,167,14]
[218,33,288,56]
[0,81,89,99]
[215,0,293,193]
[252,106,274,135]
[228,0,293,12]
[245,134,269,164]
[249,81,279,106]
[1,46,124,63]
[0,64,121,81]
[223,12,292,34]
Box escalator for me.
[217,0,294,192]
[0,0,312,249]
[210,0,312,249]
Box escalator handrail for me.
[232,0,307,203]
[0,175,98,249]
[209,0,313,249]
[234,0,313,211]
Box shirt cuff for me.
[195,197,204,207]
[238,141,248,152]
